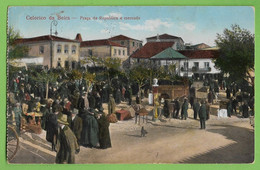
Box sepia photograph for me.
[6,6,255,164]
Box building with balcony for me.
[178,50,220,78]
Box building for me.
[129,39,220,78]
[178,50,220,78]
[146,33,185,50]
[150,47,187,75]
[80,39,128,64]
[14,35,80,69]
[130,41,175,63]
[109,35,142,56]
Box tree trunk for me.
[45,80,49,99]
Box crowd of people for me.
[159,78,254,129]
[8,68,134,163]
[7,67,255,163]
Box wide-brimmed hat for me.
[57,114,69,125]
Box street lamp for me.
[50,20,58,36]
[50,20,58,68]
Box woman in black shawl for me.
[97,108,112,149]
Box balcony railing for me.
[181,66,211,72]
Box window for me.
[176,42,180,50]
[57,61,61,67]
[88,49,93,56]
[72,45,77,54]
[118,50,121,55]
[184,62,189,69]
[72,61,76,69]
[114,49,117,55]
[123,50,125,56]
[64,45,69,54]
[132,42,135,47]
[57,45,62,53]
[39,46,44,54]
[204,62,209,68]
[121,41,124,45]
[65,61,69,68]
[194,62,199,68]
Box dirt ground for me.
[9,99,254,164]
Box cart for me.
[7,123,19,162]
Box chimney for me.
[75,33,82,42]
[156,34,160,42]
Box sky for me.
[8,6,254,46]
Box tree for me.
[100,57,122,85]
[215,24,254,89]
[129,62,150,94]
[31,70,58,99]
[83,72,96,92]
[8,26,29,60]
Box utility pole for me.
[50,20,58,68]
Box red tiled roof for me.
[178,50,219,59]
[130,42,175,59]
[146,33,181,40]
[15,35,78,44]
[80,39,126,47]
[109,34,141,42]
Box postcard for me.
[6,6,255,164]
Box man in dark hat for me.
[227,99,232,117]
[242,101,249,118]
[226,87,231,99]
[193,99,200,120]
[199,100,207,129]
[208,90,214,104]
[232,97,238,114]
[174,98,180,119]
[56,114,80,164]
[68,108,83,145]
[181,98,189,120]
[115,88,121,104]
[40,101,50,130]
[205,101,211,120]
[163,99,170,118]
[46,104,61,151]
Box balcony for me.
[181,66,211,72]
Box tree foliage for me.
[129,61,150,90]
[71,69,83,80]
[31,70,58,99]
[8,26,29,60]
[214,24,254,86]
